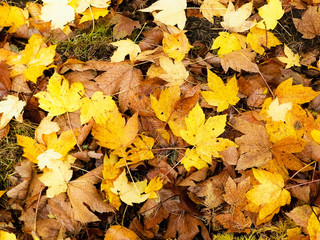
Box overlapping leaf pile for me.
[1,0,320,239]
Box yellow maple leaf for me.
[16,135,46,164]
[71,0,110,13]
[150,85,180,122]
[308,207,320,240]
[274,78,319,104]
[145,176,163,199]
[80,91,116,125]
[79,7,109,24]
[201,69,239,112]
[6,34,56,83]
[0,95,26,129]
[180,103,236,170]
[277,45,301,69]
[40,0,75,29]
[147,56,189,86]
[35,116,60,144]
[246,26,282,55]
[200,0,226,23]
[139,0,187,29]
[246,168,291,225]
[44,130,78,157]
[37,149,63,170]
[256,0,284,30]
[211,32,242,56]
[101,153,121,210]
[0,230,16,240]
[92,108,139,150]
[114,135,155,167]
[263,97,293,122]
[35,72,85,116]
[220,1,255,32]
[39,159,74,198]
[162,26,192,62]
[110,171,149,205]
[110,39,141,62]
[0,2,28,33]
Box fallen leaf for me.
[79,7,109,24]
[256,0,284,30]
[110,171,149,205]
[0,2,27,33]
[68,165,114,223]
[0,230,16,240]
[104,225,141,240]
[223,176,251,207]
[162,26,192,61]
[246,26,282,55]
[35,71,85,116]
[286,205,312,228]
[277,45,301,69]
[180,103,236,170]
[110,12,141,40]
[92,109,138,150]
[111,39,141,63]
[246,168,291,225]
[221,1,255,32]
[265,97,293,122]
[231,117,272,170]
[0,61,11,97]
[41,0,75,29]
[80,91,116,125]
[293,6,320,39]
[163,213,210,240]
[139,0,187,29]
[74,0,110,13]
[147,56,189,86]
[211,32,242,56]
[201,69,240,112]
[6,34,56,83]
[150,85,180,122]
[220,48,259,73]
[200,0,226,22]
[307,207,320,240]
[274,78,319,104]
[35,116,60,144]
[0,95,26,129]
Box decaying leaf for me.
[293,6,320,39]
[231,117,272,170]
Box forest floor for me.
[1,0,320,239]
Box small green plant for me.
[56,22,115,61]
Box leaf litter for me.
[2,0,320,239]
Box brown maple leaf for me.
[231,117,272,170]
[293,6,320,39]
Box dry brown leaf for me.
[67,165,114,223]
[223,176,251,207]
[138,27,164,51]
[0,61,10,97]
[215,207,252,233]
[220,146,239,165]
[164,213,211,240]
[110,11,141,40]
[189,170,229,209]
[231,117,272,170]
[221,48,259,73]
[293,6,320,39]
[286,205,312,228]
[47,193,82,233]
[105,225,141,240]
[178,168,208,187]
